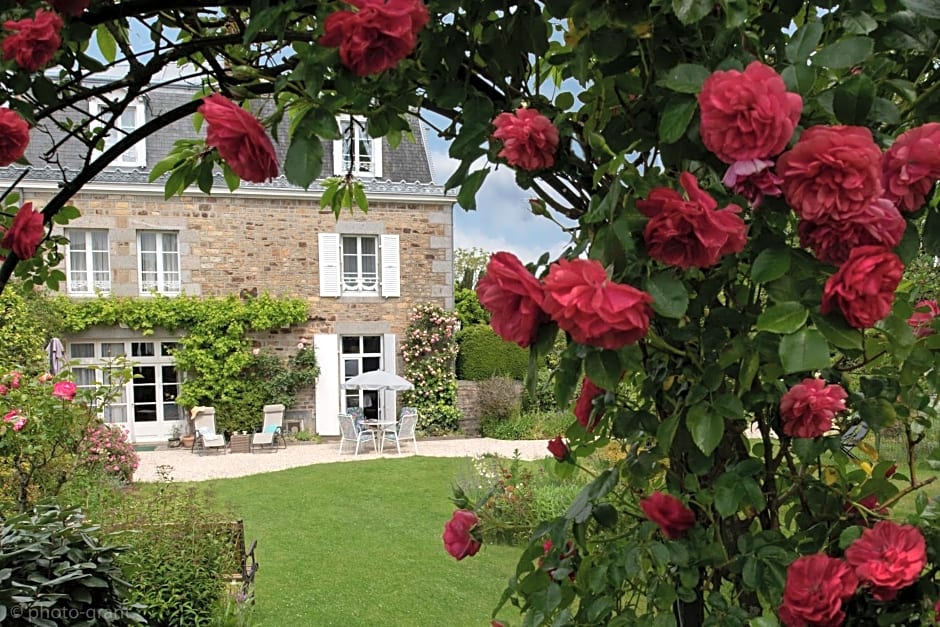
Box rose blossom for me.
[542,258,652,350]
[442,509,482,560]
[721,158,783,208]
[777,125,884,221]
[639,172,747,269]
[779,378,847,439]
[2,10,63,72]
[797,197,906,266]
[778,554,858,627]
[1,203,44,260]
[198,94,279,183]
[0,107,29,167]
[882,122,940,213]
[698,61,802,163]
[12,416,26,431]
[3,409,19,422]
[844,520,926,601]
[547,436,568,461]
[908,299,940,338]
[52,380,77,401]
[640,492,696,539]
[492,108,559,171]
[820,246,904,329]
[50,0,90,17]
[319,0,429,76]
[573,378,604,432]
[476,252,546,347]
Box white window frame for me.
[88,98,147,167]
[318,233,399,298]
[341,235,379,294]
[66,228,111,295]
[137,231,181,296]
[333,115,382,177]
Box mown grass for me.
[197,456,522,626]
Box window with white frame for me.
[88,98,147,167]
[138,231,180,295]
[333,115,382,177]
[66,229,111,295]
[318,233,399,297]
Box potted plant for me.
[167,424,182,448]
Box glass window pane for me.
[139,232,156,251]
[363,336,381,354]
[363,357,381,371]
[101,343,125,357]
[361,238,376,254]
[70,344,94,358]
[344,360,359,377]
[131,342,154,357]
[341,337,360,354]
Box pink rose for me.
[640,492,696,539]
[777,125,884,221]
[821,246,904,329]
[52,380,77,401]
[2,9,63,72]
[3,409,19,422]
[542,258,652,350]
[721,159,784,208]
[778,554,858,627]
[0,107,29,167]
[442,509,481,560]
[779,378,847,439]
[573,378,605,432]
[492,108,559,171]
[1,203,44,260]
[476,252,546,347]
[882,122,940,213]
[908,299,940,338]
[50,0,90,16]
[797,197,906,266]
[844,520,926,601]
[12,416,26,431]
[698,61,802,163]
[319,0,429,76]
[547,436,569,461]
[198,94,279,183]
[639,172,747,269]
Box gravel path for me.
[134,437,552,482]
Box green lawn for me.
[200,456,521,626]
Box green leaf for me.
[756,302,809,334]
[555,92,575,110]
[659,96,697,144]
[811,36,874,69]
[751,248,791,284]
[658,64,711,94]
[786,22,824,64]
[779,328,831,374]
[95,25,118,63]
[901,0,940,18]
[811,313,863,350]
[456,168,490,211]
[643,272,689,319]
[284,135,323,190]
[657,414,680,452]
[584,350,622,391]
[833,74,875,125]
[353,183,368,212]
[672,0,712,24]
[687,404,723,456]
[718,0,749,27]
[924,208,940,256]
[842,12,878,35]
[780,65,816,94]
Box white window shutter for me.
[318,233,342,297]
[383,333,398,421]
[372,138,383,178]
[332,126,345,175]
[380,234,400,297]
[314,334,341,436]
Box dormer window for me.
[333,115,382,178]
[88,98,147,167]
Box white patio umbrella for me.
[342,370,414,391]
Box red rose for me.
[573,378,604,432]
[319,0,429,76]
[52,380,77,401]
[492,108,559,171]
[820,246,904,329]
[542,258,652,350]
[882,122,940,213]
[777,125,883,221]
[844,520,926,601]
[198,94,279,183]
[476,251,546,347]
[698,61,802,163]
[779,378,847,439]
[640,492,695,540]
[1,9,63,72]
[1,203,44,260]
[778,554,858,627]
[640,172,747,269]
[547,436,568,461]
[49,0,89,16]
[908,299,940,338]
[797,197,906,266]
[0,107,29,167]
[442,509,481,560]
[721,158,783,208]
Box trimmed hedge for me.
[456,325,528,381]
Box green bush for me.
[478,376,522,422]
[456,325,528,381]
[482,410,572,440]
[0,504,144,626]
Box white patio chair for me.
[251,404,286,452]
[338,413,376,456]
[383,409,419,455]
[191,406,227,454]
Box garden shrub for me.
[482,410,572,441]
[0,503,144,626]
[478,376,523,422]
[455,325,528,381]
[401,303,461,434]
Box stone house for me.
[1,76,454,442]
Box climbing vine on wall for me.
[401,302,460,434]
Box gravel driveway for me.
[134,437,551,482]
